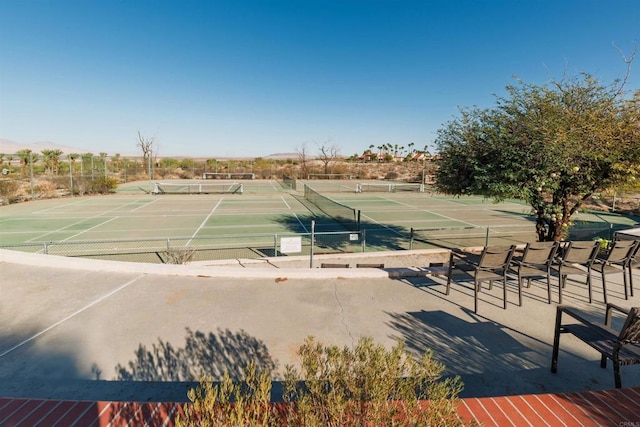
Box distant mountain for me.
[0,139,89,155]
[0,139,300,159]
[264,152,298,159]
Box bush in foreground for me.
[176,336,478,426]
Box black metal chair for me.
[551,303,640,388]
[510,241,559,304]
[551,241,600,304]
[592,240,639,303]
[446,245,516,313]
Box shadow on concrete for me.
[383,301,640,398]
[385,309,555,397]
[0,323,280,422]
[108,327,278,424]
[113,327,277,382]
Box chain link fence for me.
[1,223,628,264]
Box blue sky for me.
[1,1,638,158]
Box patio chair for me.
[551,303,640,388]
[592,240,639,304]
[446,245,516,313]
[551,241,600,304]
[510,241,559,305]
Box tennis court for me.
[0,179,637,262]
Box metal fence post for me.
[361,230,366,252]
[274,234,278,257]
[485,226,490,246]
[409,228,414,250]
[167,238,171,251]
[310,220,315,268]
[44,242,49,254]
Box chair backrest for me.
[561,241,600,265]
[478,245,516,270]
[521,241,558,265]
[618,307,640,345]
[604,240,638,264]
[627,240,640,266]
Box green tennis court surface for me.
[1,179,637,262]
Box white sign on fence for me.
[280,236,302,254]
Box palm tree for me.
[16,149,34,177]
[111,153,121,172]
[68,153,79,174]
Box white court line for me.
[281,196,292,209]
[295,213,309,233]
[26,197,153,242]
[31,198,88,214]
[26,216,100,243]
[280,195,309,232]
[384,196,478,227]
[60,216,118,241]
[0,274,144,359]
[131,198,158,212]
[187,198,223,245]
[359,213,405,236]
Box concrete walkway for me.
[0,248,638,405]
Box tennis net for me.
[281,174,297,190]
[356,182,424,193]
[155,182,243,194]
[304,184,360,231]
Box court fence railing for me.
[0,223,627,265]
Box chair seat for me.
[474,270,508,282]
[559,263,589,276]
[516,264,551,278]
[593,263,626,274]
[564,323,640,365]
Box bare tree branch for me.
[137,131,156,173]
[316,140,339,175]
[612,42,637,96]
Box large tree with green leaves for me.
[435,62,640,241]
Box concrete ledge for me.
[0,248,452,279]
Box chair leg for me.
[474,280,479,314]
[629,264,634,297]
[546,273,552,304]
[551,307,563,373]
[503,277,508,309]
[586,272,593,303]
[623,268,629,300]
[445,264,453,295]
[613,360,622,389]
[558,275,564,304]
[517,277,523,307]
[601,270,608,305]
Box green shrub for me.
[177,336,476,426]
[91,176,119,194]
[385,171,399,180]
[178,363,274,427]
[0,179,21,204]
[163,247,196,264]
